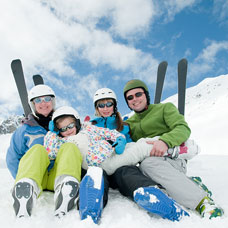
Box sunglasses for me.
[59,122,76,132]
[126,92,144,101]
[33,96,52,104]
[97,102,114,109]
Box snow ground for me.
[0,134,228,228]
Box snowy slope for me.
[0,75,228,227]
[164,74,228,155]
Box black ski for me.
[178,58,188,115]
[154,61,168,104]
[33,74,44,85]
[11,59,32,117]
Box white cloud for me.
[213,0,228,23]
[109,0,155,38]
[158,0,197,22]
[189,40,228,79]
[42,0,155,38]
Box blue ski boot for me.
[79,167,104,224]
[134,186,189,221]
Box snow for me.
[86,166,103,190]
[1,75,228,227]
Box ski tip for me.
[11,59,21,65]
[178,58,188,65]
[159,61,168,66]
[11,59,22,70]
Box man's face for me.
[126,88,147,112]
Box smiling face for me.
[96,99,115,117]
[125,88,147,112]
[33,96,53,117]
[56,116,77,137]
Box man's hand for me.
[146,140,168,157]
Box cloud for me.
[156,0,198,22]
[213,0,228,23]
[42,0,155,38]
[189,40,228,79]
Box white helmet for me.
[93,88,117,106]
[52,106,80,122]
[28,84,56,116]
[28,84,55,101]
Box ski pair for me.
[154,59,187,115]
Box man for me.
[122,79,223,219]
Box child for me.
[44,106,199,175]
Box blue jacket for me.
[6,114,48,179]
[91,116,132,143]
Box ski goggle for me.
[59,122,76,132]
[126,92,144,101]
[97,102,114,109]
[33,96,52,104]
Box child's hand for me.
[113,136,126,154]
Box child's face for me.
[57,117,77,137]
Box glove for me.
[84,115,90,122]
[112,136,126,155]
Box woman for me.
[6,85,82,218]
[92,88,132,142]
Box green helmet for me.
[123,79,150,105]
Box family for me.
[6,79,224,223]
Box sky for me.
[0,0,228,120]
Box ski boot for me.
[191,176,212,197]
[196,196,224,219]
[12,178,38,218]
[134,186,189,221]
[54,176,79,218]
[79,166,104,224]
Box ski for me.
[11,59,31,117]
[178,58,188,115]
[33,74,44,85]
[154,61,168,104]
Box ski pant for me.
[101,140,151,175]
[139,156,207,209]
[15,143,82,194]
[109,165,161,200]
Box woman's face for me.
[34,96,53,117]
[97,99,114,117]
[57,117,77,137]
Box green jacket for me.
[126,103,191,148]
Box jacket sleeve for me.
[159,103,191,148]
[6,126,27,179]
